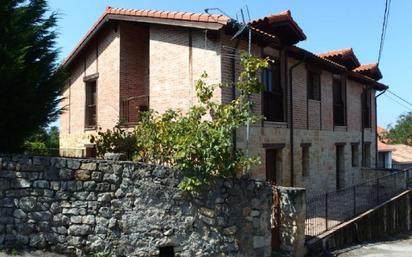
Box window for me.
[362,143,371,167]
[301,144,310,176]
[262,60,284,122]
[85,81,97,128]
[333,74,346,126]
[362,89,371,128]
[351,143,359,167]
[263,144,284,183]
[307,71,321,100]
[336,144,345,190]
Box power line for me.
[383,94,412,112]
[378,0,392,65]
[387,89,412,107]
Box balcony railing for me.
[120,95,149,126]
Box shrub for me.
[90,124,137,159]
[134,53,270,190]
[89,53,270,191]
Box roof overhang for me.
[62,8,229,68]
[288,46,388,91]
[250,10,306,45]
[354,64,383,81]
[318,48,361,70]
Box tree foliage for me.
[91,54,270,191]
[23,126,59,155]
[386,112,412,145]
[0,0,66,152]
[90,124,137,160]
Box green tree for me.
[23,126,59,155]
[90,53,270,191]
[0,0,66,152]
[386,112,412,145]
[134,54,270,190]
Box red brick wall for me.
[119,22,149,124]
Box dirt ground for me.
[333,232,412,257]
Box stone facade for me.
[60,18,381,197]
[0,155,273,257]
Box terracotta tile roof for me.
[62,6,230,67]
[289,46,388,90]
[317,48,360,70]
[353,63,383,80]
[318,48,354,58]
[377,126,387,135]
[105,6,230,24]
[378,141,395,152]
[250,10,306,41]
[391,144,412,164]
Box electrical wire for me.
[378,0,392,65]
[387,90,412,107]
[383,94,412,112]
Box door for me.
[266,149,277,183]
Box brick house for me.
[60,7,388,196]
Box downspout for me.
[231,38,241,154]
[375,89,387,168]
[288,51,307,187]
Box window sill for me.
[264,121,288,128]
[84,127,97,131]
[334,126,347,131]
[119,123,137,128]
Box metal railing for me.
[305,170,409,239]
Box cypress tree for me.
[0,0,66,152]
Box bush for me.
[134,53,269,190]
[89,53,270,191]
[90,124,137,159]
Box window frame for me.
[301,143,311,176]
[362,142,372,168]
[262,57,285,122]
[307,70,321,101]
[332,74,347,126]
[362,88,372,128]
[84,79,97,129]
[351,143,360,167]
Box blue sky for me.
[49,0,412,128]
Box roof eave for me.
[62,13,227,69]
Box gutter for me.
[288,50,307,187]
[375,89,387,167]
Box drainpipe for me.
[375,89,387,168]
[288,51,307,187]
[231,38,241,154]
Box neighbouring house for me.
[391,144,412,170]
[377,126,412,170]
[59,6,388,196]
[377,141,394,169]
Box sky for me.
[48,0,412,128]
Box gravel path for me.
[333,232,412,257]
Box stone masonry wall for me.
[0,155,273,257]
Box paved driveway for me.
[334,232,412,257]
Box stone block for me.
[80,162,97,171]
[75,169,90,181]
